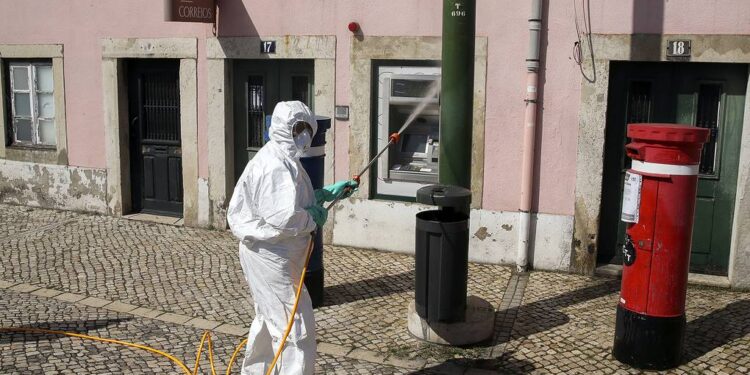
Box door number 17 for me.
[260,41,276,54]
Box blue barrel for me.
[264,115,271,143]
[299,116,330,308]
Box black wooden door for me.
[128,60,183,217]
[232,59,314,182]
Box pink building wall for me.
[1,0,748,216]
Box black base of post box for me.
[613,305,685,370]
[305,268,324,308]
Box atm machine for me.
[374,66,441,198]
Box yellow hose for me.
[0,326,235,375]
[264,234,315,374]
[0,236,315,375]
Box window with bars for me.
[695,84,723,176]
[626,81,652,124]
[141,74,181,143]
[247,76,265,148]
[6,60,56,147]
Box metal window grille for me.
[141,74,181,143]
[695,84,722,175]
[247,76,265,148]
[7,61,55,146]
[626,81,652,124]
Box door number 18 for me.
[667,40,691,57]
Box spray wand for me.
[325,132,401,210]
[325,80,440,210]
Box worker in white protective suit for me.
[227,101,358,375]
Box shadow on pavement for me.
[491,278,621,346]
[0,318,132,344]
[683,299,750,364]
[401,278,622,374]
[411,351,536,374]
[322,270,414,307]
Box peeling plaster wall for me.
[332,199,573,271]
[0,160,106,213]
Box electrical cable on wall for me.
[573,0,596,83]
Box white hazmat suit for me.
[227,101,319,375]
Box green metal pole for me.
[439,0,476,192]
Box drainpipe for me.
[517,0,543,273]
[440,0,476,205]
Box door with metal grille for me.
[232,60,314,182]
[128,60,183,216]
[598,62,747,275]
[598,64,673,266]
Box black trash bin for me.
[415,184,472,323]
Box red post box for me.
[612,123,709,370]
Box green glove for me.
[305,204,328,228]
[320,179,359,201]
[314,189,335,205]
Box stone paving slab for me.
[30,287,63,298]
[0,280,17,289]
[104,301,139,313]
[130,307,164,319]
[78,296,112,308]
[8,283,40,293]
[53,293,85,303]
[317,341,353,357]
[155,312,192,325]
[186,317,222,331]
[214,323,247,337]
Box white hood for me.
[268,101,318,159]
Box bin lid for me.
[627,123,709,144]
[315,116,331,131]
[416,184,472,208]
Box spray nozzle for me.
[388,133,401,144]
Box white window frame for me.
[8,60,55,147]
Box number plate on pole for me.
[666,40,691,59]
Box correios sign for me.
[166,0,215,23]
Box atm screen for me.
[401,134,428,153]
[392,79,436,98]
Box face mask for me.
[294,130,312,156]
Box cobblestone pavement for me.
[0,288,411,374]
[1,204,750,374]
